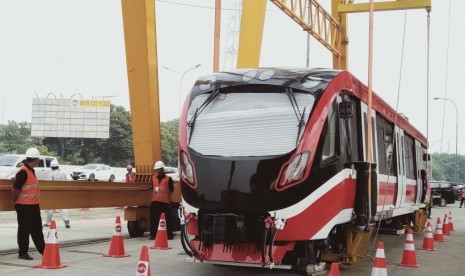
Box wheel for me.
[72,176,79,180]
[109,174,115,182]
[394,217,403,230]
[88,173,95,181]
[440,198,447,207]
[127,219,147,237]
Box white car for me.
[164,166,179,181]
[0,154,58,180]
[70,164,116,182]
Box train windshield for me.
[186,91,315,157]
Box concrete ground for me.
[0,205,464,275]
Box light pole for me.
[434,97,458,182]
[162,64,201,115]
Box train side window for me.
[321,101,339,164]
[404,134,417,179]
[340,97,359,163]
[376,115,395,176]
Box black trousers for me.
[15,204,45,256]
[149,201,173,238]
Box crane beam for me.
[338,0,431,14]
[271,0,341,57]
[0,180,151,211]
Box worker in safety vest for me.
[44,160,70,228]
[460,189,465,208]
[148,161,174,240]
[10,147,45,260]
[125,164,136,183]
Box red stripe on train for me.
[276,177,356,241]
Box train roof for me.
[192,68,340,96]
[190,67,428,146]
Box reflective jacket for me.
[151,175,170,203]
[16,165,40,205]
[126,172,136,183]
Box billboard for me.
[31,98,110,138]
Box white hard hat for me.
[25,147,40,158]
[50,160,59,167]
[154,161,165,169]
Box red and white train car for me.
[178,68,429,272]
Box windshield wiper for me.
[296,107,306,145]
[187,89,220,144]
[286,88,306,145]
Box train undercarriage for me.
[179,209,428,275]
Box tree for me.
[0,121,33,153]
[161,119,179,167]
[431,153,465,183]
[0,121,58,157]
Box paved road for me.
[0,205,464,275]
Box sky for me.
[0,0,463,154]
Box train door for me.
[360,103,378,165]
[415,141,424,204]
[375,115,397,209]
[395,128,407,207]
[403,134,418,206]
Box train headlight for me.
[278,151,310,188]
[180,151,196,187]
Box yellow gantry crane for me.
[0,0,431,241]
[237,0,431,70]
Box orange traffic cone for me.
[421,221,436,251]
[104,216,129,257]
[398,229,419,267]
[328,262,340,276]
[372,241,388,276]
[443,214,451,235]
[433,217,445,242]
[34,220,67,269]
[448,212,454,231]
[150,213,172,250]
[136,246,151,276]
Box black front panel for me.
[182,150,320,212]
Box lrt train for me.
[178,68,429,272]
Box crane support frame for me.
[236,0,267,68]
[271,0,341,57]
[238,0,431,70]
[121,0,162,169]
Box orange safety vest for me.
[126,172,136,183]
[16,165,40,205]
[151,174,170,203]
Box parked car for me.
[450,183,464,200]
[0,154,58,180]
[70,164,116,182]
[430,180,456,207]
[164,166,179,180]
